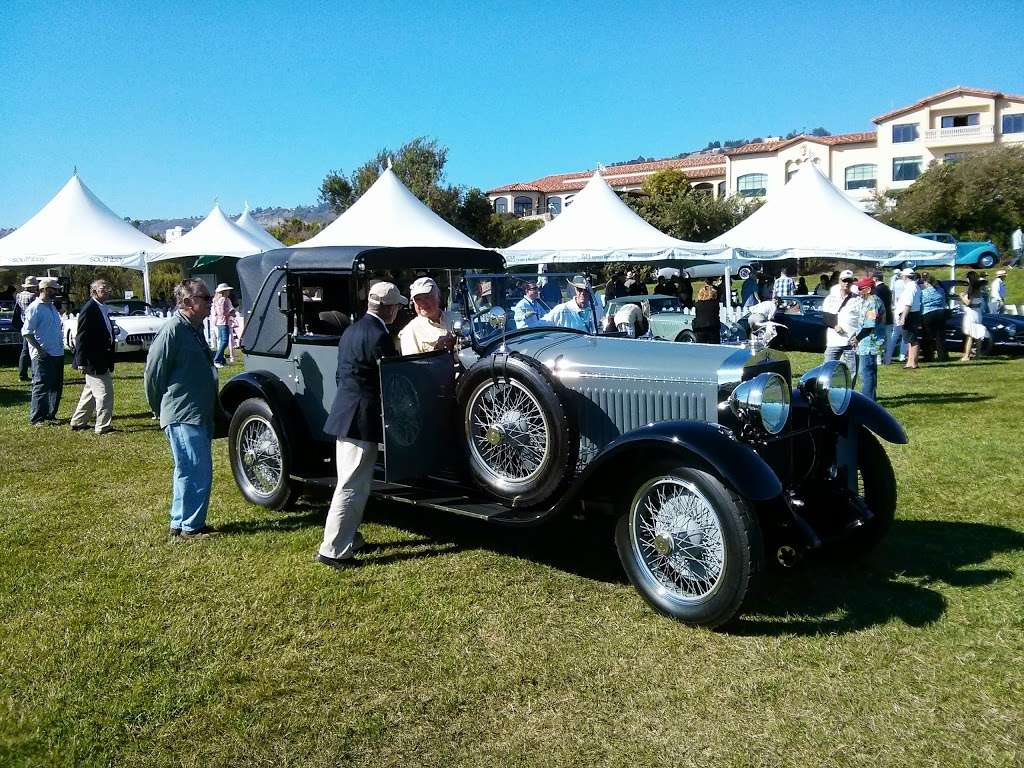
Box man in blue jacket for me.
[316,281,407,569]
[144,279,219,540]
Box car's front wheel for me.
[737,266,752,280]
[838,429,897,557]
[228,397,297,510]
[616,467,762,628]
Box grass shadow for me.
[878,392,992,408]
[0,387,31,407]
[733,519,1023,636]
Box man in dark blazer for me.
[69,279,117,434]
[316,281,407,569]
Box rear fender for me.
[575,421,783,504]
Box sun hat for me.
[367,281,408,306]
[900,267,917,277]
[21,276,38,289]
[567,275,589,290]
[996,269,1007,277]
[839,269,855,281]
[37,277,60,290]
[409,276,439,298]
[855,277,875,291]
[215,283,234,293]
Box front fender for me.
[575,421,783,503]
[840,391,907,444]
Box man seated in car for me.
[512,281,552,329]
[398,277,460,355]
[542,275,598,334]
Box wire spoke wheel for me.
[237,415,283,496]
[466,378,551,487]
[629,477,726,604]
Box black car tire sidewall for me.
[228,397,296,510]
[615,466,762,629]
[838,428,897,557]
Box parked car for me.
[221,245,906,629]
[605,294,747,344]
[0,300,21,351]
[745,294,828,352]
[63,299,170,353]
[897,233,999,269]
[937,280,1024,354]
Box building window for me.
[940,113,979,128]
[1003,114,1024,134]
[892,123,918,143]
[844,164,877,190]
[493,197,507,214]
[547,196,562,215]
[944,152,968,164]
[692,183,713,195]
[736,173,768,197]
[892,156,923,182]
[513,196,534,216]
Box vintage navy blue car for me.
[221,246,907,629]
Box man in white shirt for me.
[894,268,922,368]
[21,277,66,425]
[822,271,863,383]
[1010,226,1022,268]
[543,276,598,333]
[398,277,459,355]
[990,270,1007,314]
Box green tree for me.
[268,218,326,246]
[318,170,353,214]
[876,146,1024,252]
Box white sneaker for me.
[214,362,224,369]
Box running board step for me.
[370,481,510,520]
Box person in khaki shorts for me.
[70,279,117,433]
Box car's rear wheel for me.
[675,330,696,343]
[228,397,297,510]
[976,253,996,269]
[459,354,577,508]
[616,467,762,628]
[737,266,752,280]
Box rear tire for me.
[976,253,996,269]
[675,330,696,343]
[738,266,752,280]
[616,466,762,628]
[228,397,298,510]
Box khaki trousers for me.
[70,372,114,432]
[319,438,378,560]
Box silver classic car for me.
[221,246,907,629]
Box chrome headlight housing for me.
[799,360,852,415]
[729,372,791,435]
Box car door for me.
[379,351,459,483]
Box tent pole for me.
[724,265,732,314]
[143,259,152,304]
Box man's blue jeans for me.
[859,353,878,402]
[165,423,213,533]
[29,354,64,424]
[883,323,906,364]
[213,324,230,365]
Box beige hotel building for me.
[487,86,1024,216]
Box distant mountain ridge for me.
[136,202,336,238]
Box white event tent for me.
[235,203,284,251]
[295,166,484,249]
[709,162,955,264]
[0,173,155,271]
[501,171,725,266]
[148,203,269,263]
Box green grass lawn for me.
[1,349,1022,767]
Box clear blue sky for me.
[1,0,1022,226]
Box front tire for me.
[675,330,696,343]
[840,429,896,556]
[616,467,762,628]
[228,397,297,510]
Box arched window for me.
[514,196,534,216]
[692,183,713,195]
[493,197,507,214]
[547,196,562,215]
[844,164,877,190]
[737,173,768,197]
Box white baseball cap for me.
[839,269,855,281]
[367,281,408,306]
[37,277,61,290]
[900,267,917,277]
[409,276,439,298]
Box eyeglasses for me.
[841,278,855,284]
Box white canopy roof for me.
[0,174,155,270]
[295,167,483,249]
[235,203,284,251]
[709,162,954,262]
[148,204,269,262]
[501,171,724,266]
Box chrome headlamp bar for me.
[798,360,852,416]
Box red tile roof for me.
[487,154,725,194]
[872,86,1024,124]
[722,131,877,157]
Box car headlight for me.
[729,372,791,435]
[799,360,852,415]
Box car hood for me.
[110,316,168,333]
[501,331,760,386]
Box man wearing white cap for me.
[542,276,599,333]
[822,270,863,383]
[21,277,66,425]
[211,283,236,368]
[990,270,1007,314]
[398,276,459,355]
[895,268,923,369]
[317,281,407,570]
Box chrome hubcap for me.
[238,416,282,496]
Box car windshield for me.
[464,272,599,343]
[105,301,154,317]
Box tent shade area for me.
[501,171,725,266]
[0,174,155,270]
[235,204,284,251]
[709,162,955,264]
[148,204,269,263]
[295,167,484,250]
